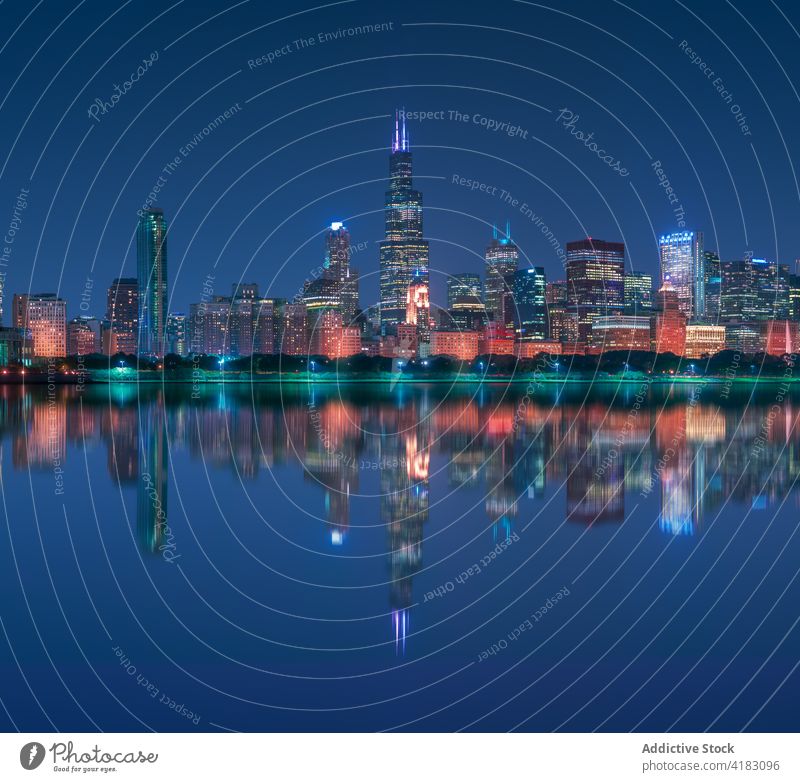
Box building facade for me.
[430,330,480,361]
[484,223,518,327]
[566,238,625,344]
[137,208,168,357]
[651,280,687,355]
[106,277,139,355]
[507,267,547,341]
[624,271,653,313]
[12,293,67,358]
[684,324,726,358]
[591,315,651,352]
[659,231,704,320]
[379,113,429,332]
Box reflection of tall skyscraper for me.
[379,112,429,333]
[137,208,168,357]
[381,404,429,653]
[137,394,168,553]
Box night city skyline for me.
[3,110,799,365]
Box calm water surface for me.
[1,381,799,731]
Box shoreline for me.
[5,374,799,385]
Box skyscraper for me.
[651,280,687,355]
[624,271,653,313]
[565,238,625,344]
[137,207,168,357]
[507,267,548,341]
[719,255,789,323]
[406,275,431,350]
[106,277,138,355]
[484,223,518,327]
[166,313,188,356]
[659,231,704,320]
[379,112,429,333]
[325,222,360,325]
[704,250,721,322]
[719,258,755,322]
[447,273,483,309]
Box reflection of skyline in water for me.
[4,383,800,651]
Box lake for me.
[1,380,798,731]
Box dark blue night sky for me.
[1,0,798,315]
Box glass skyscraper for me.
[704,250,721,322]
[447,272,483,309]
[137,207,168,357]
[565,238,625,344]
[484,223,519,328]
[325,221,359,325]
[379,113,429,333]
[659,231,704,321]
[507,267,548,341]
[624,271,653,313]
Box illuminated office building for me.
[789,273,800,320]
[624,271,653,313]
[725,322,762,353]
[189,298,231,356]
[405,277,430,347]
[704,250,721,322]
[379,112,429,332]
[484,223,518,327]
[12,293,67,358]
[565,238,625,344]
[446,274,486,332]
[137,207,168,357]
[684,324,726,358]
[325,222,360,325]
[447,273,482,309]
[651,280,687,355]
[106,277,139,355]
[590,315,651,352]
[166,313,188,356]
[67,316,102,355]
[430,330,480,361]
[658,231,704,320]
[506,267,547,341]
[281,303,309,355]
[478,322,515,356]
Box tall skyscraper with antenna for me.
[484,221,518,328]
[379,111,430,333]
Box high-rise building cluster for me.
[2,114,800,367]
